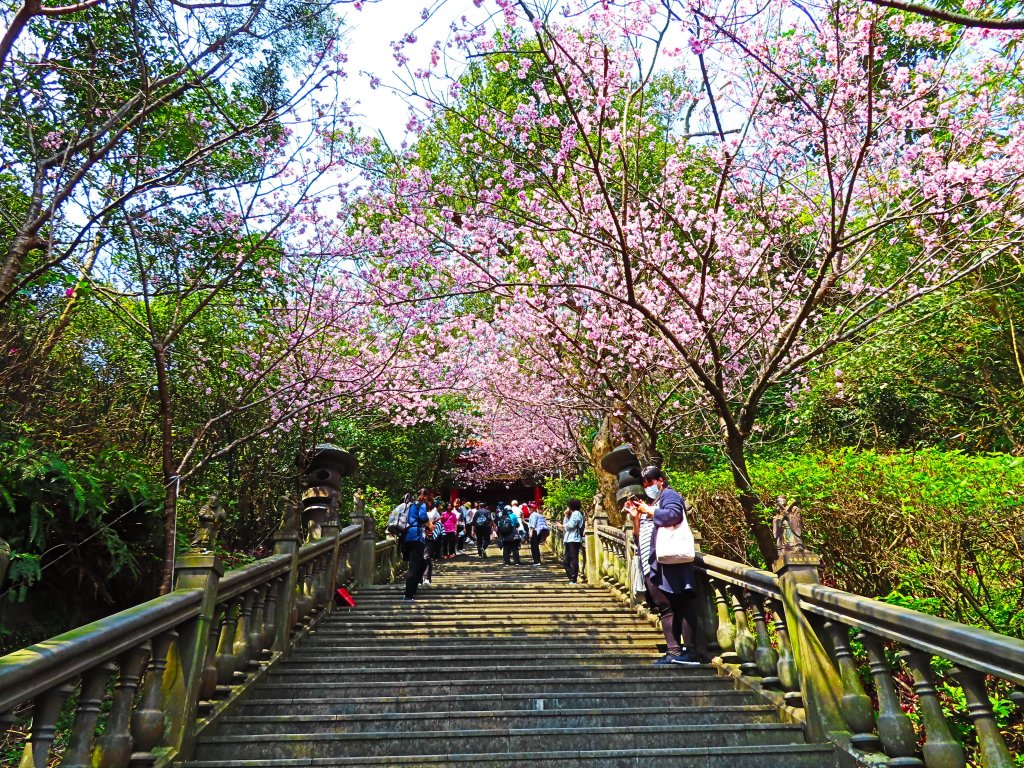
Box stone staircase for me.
[182,554,836,767]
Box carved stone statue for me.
[772,496,804,554]
[276,493,302,537]
[190,495,226,552]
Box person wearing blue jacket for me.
[626,466,700,666]
[402,490,431,600]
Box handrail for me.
[295,522,359,564]
[217,553,292,602]
[0,519,373,768]
[798,582,1024,686]
[697,553,780,599]
[0,589,203,712]
[575,516,1024,765]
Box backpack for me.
[497,516,514,537]
[386,502,411,536]
[474,511,489,528]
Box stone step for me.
[291,640,661,654]
[280,651,656,666]
[234,689,763,716]
[210,704,782,735]
[192,722,810,761]
[182,743,835,767]
[265,663,712,683]
[248,673,732,698]
[306,627,661,639]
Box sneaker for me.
[401,597,415,602]
[532,563,542,567]
[671,650,702,667]
[654,652,701,666]
[421,579,430,586]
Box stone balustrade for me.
[568,519,1024,767]
[0,443,408,768]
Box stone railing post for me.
[351,490,376,587]
[690,529,720,659]
[585,493,605,585]
[775,550,849,743]
[272,496,302,655]
[169,500,226,760]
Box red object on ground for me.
[335,587,356,607]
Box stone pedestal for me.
[170,553,224,760]
[774,551,849,743]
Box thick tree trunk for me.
[153,341,178,595]
[724,431,778,566]
[591,412,624,526]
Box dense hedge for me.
[673,449,1024,638]
[547,449,1024,638]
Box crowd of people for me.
[392,472,700,667]
[393,492,585,600]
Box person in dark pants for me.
[473,505,493,557]
[527,505,549,566]
[401,492,430,601]
[626,466,701,666]
[498,509,521,566]
[562,498,584,584]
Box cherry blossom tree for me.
[354,0,1024,562]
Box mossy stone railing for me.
[580,521,1024,767]
[373,537,405,585]
[0,503,404,768]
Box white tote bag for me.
[655,508,695,565]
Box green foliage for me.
[543,469,598,515]
[361,486,395,539]
[674,448,1024,637]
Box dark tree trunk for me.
[153,341,178,595]
[723,430,778,566]
[591,412,624,526]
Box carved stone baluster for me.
[823,621,880,752]
[248,585,269,665]
[748,593,780,686]
[95,644,150,768]
[712,583,737,662]
[900,651,965,768]
[294,564,310,622]
[21,683,74,768]
[730,588,757,674]
[950,666,1014,768]
[131,631,176,760]
[59,664,114,767]
[312,557,327,609]
[232,589,256,676]
[859,634,922,765]
[214,598,241,688]
[771,598,801,707]
[199,604,225,704]
[261,580,279,655]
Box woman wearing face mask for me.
[625,467,701,666]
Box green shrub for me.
[673,448,1024,637]
[544,471,598,517]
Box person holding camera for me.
[562,499,585,584]
[625,467,701,666]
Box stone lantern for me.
[300,444,358,541]
[599,444,644,507]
